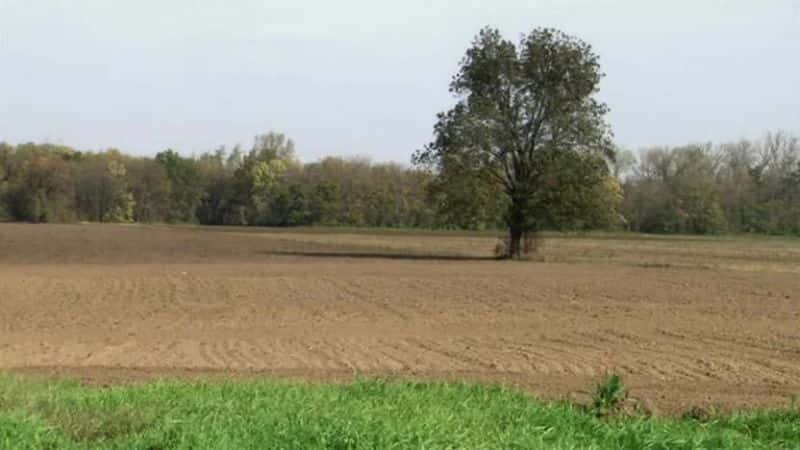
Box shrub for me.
[591,373,627,417]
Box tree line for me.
[1,130,797,235]
[0,133,435,228]
[619,131,800,235]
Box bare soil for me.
[1,223,799,414]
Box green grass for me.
[0,376,798,449]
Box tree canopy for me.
[414,27,615,258]
[0,130,798,238]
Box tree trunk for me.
[508,227,523,260]
[506,193,527,260]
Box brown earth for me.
[1,223,799,414]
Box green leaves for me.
[417,26,615,256]
[591,374,627,418]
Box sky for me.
[1,0,798,163]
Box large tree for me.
[414,27,614,258]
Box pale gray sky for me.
[1,0,798,162]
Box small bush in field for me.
[591,373,627,417]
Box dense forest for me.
[619,131,800,235]
[0,131,798,235]
[0,133,436,229]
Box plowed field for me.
[2,223,799,414]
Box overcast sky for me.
[1,0,798,162]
